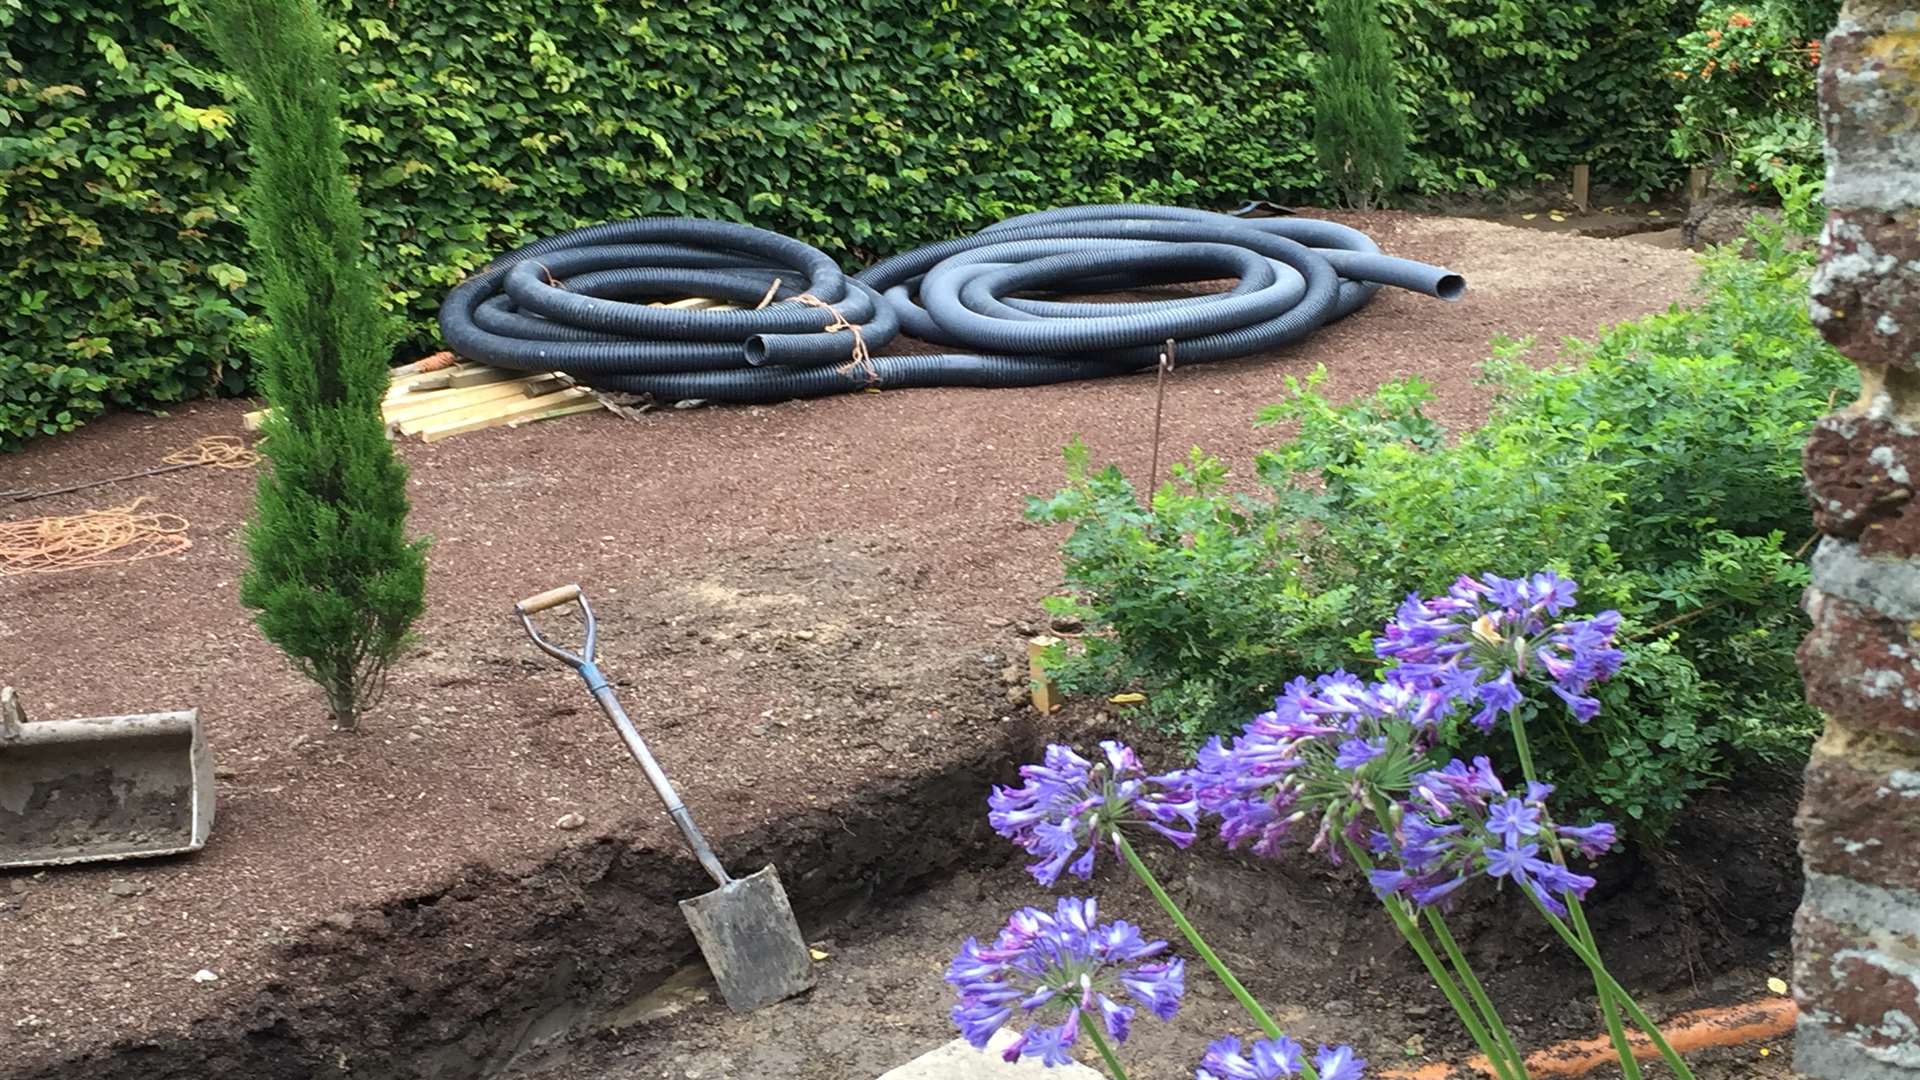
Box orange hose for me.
[1377,996,1797,1079]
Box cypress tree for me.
[200,0,427,730]
[1313,0,1410,210]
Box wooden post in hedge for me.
[199,0,428,731]
[1792,2,1920,1076]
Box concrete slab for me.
[875,1030,1105,1079]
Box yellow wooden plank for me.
[385,362,476,399]
[504,399,605,430]
[382,379,539,426]
[395,385,556,434]
[415,389,597,442]
[446,366,520,389]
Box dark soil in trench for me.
[523,761,1803,1080]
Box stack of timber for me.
[241,296,739,442]
[242,362,599,442]
[379,363,601,442]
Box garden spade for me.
[515,584,815,1011]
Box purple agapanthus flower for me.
[990,741,1199,886]
[1195,1035,1368,1080]
[1177,672,1444,862]
[1486,798,1542,846]
[1335,737,1388,770]
[1371,758,1609,917]
[1315,1044,1370,1080]
[1556,821,1619,858]
[1375,571,1624,731]
[948,897,1185,1064]
[1195,1034,1305,1079]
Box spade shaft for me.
[579,663,731,888]
[515,583,814,1011]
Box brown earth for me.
[523,761,1802,1080]
[0,212,1718,1078]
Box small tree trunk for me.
[326,681,359,732]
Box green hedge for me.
[3,0,1691,447]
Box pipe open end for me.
[744,336,771,366]
[1434,273,1467,302]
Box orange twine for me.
[0,497,192,576]
[792,292,877,384]
[161,434,259,471]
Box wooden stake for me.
[1027,636,1060,713]
[1570,164,1590,211]
[1688,166,1709,204]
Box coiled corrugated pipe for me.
[436,207,1463,403]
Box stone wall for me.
[1795,3,1920,1077]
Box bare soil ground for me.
[0,212,1722,1079]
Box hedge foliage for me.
[5,0,1696,446]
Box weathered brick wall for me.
[1795,3,1920,1077]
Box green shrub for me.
[1027,218,1847,842]
[1313,0,1409,209]
[203,0,428,730]
[4,0,1693,448]
[1667,0,1835,187]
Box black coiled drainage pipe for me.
[436,206,1464,403]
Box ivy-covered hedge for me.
[4,0,1692,447]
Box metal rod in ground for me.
[10,460,205,503]
[1147,338,1176,499]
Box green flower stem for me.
[1115,834,1287,1043]
[1366,793,1527,1079]
[1367,791,1528,1076]
[1339,835,1518,1080]
[1079,1011,1130,1080]
[1422,909,1528,1078]
[1522,891,1698,1080]
[1508,711,1641,1080]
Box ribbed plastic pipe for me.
[435,207,1463,403]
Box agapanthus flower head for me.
[1375,571,1623,731]
[1195,1035,1367,1080]
[1314,1044,1369,1080]
[990,741,1198,886]
[948,897,1185,1064]
[1371,758,1611,917]
[1179,673,1440,862]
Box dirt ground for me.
[523,771,1802,1080]
[0,212,1716,1077]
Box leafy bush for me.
[1027,220,1847,842]
[4,0,1694,448]
[1313,0,1409,209]
[204,0,428,730]
[1667,0,1834,187]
